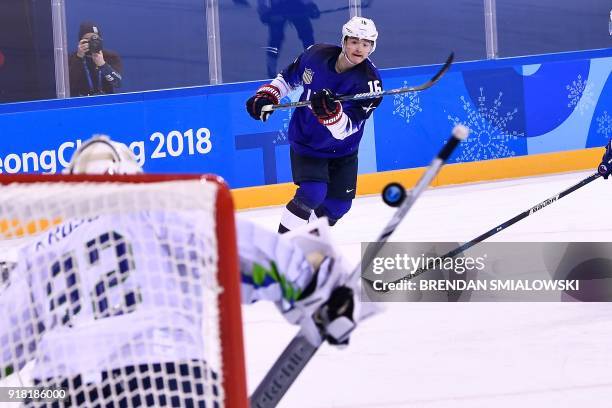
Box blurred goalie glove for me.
[280,218,381,347]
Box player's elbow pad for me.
[270,76,292,99]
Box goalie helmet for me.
[65,135,143,175]
[341,16,378,53]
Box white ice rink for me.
[1,170,611,408]
[240,170,612,408]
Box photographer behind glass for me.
[69,22,122,96]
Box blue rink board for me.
[0,48,610,189]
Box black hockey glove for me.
[280,253,357,347]
[246,84,280,122]
[310,89,342,125]
[598,140,612,179]
[313,285,356,346]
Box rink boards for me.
[0,48,610,209]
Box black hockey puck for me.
[382,182,406,207]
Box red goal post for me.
[0,174,248,408]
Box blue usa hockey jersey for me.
[272,44,382,158]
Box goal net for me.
[0,174,247,407]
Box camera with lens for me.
[87,34,103,54]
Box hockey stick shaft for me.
[348,126,466,282]
[369,172,601,286]
[263,52,454,112]
[442,172,601,257]
[249,125,468,408]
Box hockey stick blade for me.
[249,125,468,408]
[263,52,454,112]
[363,171,602,289]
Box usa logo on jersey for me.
[302,68,314,84]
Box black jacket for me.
[68,50,123,96]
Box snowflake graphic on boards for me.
[447,87,522,162]
[597,111,612,141]
[566,74,594,116]
[392,81,422,124]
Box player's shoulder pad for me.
[363,58,382,81]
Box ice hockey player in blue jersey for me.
[246,16,383,233]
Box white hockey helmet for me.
[65,135,143,175]
[341,16,378,53]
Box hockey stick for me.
[366,171,602,287]
[249,125,469,408]
[262,52,454,112]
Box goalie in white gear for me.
[63,134,143,175]
[0,135,358,407]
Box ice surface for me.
[239,171,612,408]
[1,171,610,408]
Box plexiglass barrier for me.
[0,0,609,103]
